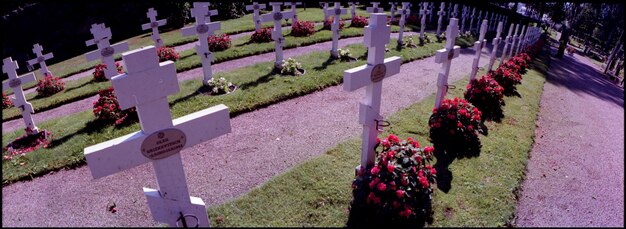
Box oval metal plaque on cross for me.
[254,4,260,10]
[151,21,159,28]
[370,64,386,82]
[141,128,187,160]
[402,9,407,15]
[273,12,283,21]
[335,8,342,15]
[101,47,115,57]
[196,24,209,34]
[373,8,379,13]
[8,78,21,88]
[37,56,45,62]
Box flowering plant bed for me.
[156,46,180,62]
[435,33,446,43]
[208,34,232,52]
[349,134,436,227]
[403,36,418,48]
[429,98,484,156]
[93,63,124,82]
[464,75,505,121]
[323,16,345,30]
[2,92,13,109]
[337,48,357,62]
[92,87,136,126]
[250,27,273,43]
[489,65,522,96]
[290,20,316,37]
[280,58,306,76]
[350,16,368,28]
[35,75,65,97]
[3,129,51,162]
[389,17,400,26]
[406,15,418,26]
[510,54,530,74]
[201,77,237,95]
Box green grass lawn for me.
[2,35,446,185]
[204,47,549,227]
[2,8,371,96]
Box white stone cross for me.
[343,13,401,171]
[436,2,446,35]
[475,10,483,34]
[321,2,330,21]
[429,3,434,23]
[468,7,476,33]
[260,2,295,68]
[470,19,488,81]
[447,2,452,20]
[487,22,503,72]
[202,3,219,23]
[460,6,468,33]
[181,2,221,85]
[514,25,526,56]
[517,25,527,54]
[500,23,515,64]
[434,18,461,108]
[26,43,54,77]
[419,2,429,41]
[326,2,347,58]
[284,2,302,24]
[84,46,232,227]
[397,2,411,46]
[141,8,168,48]
[245,2,267,32]
[489,13,496,31]
[389,2,397,19]
[508,24,520,59]
[85,23,130,79]
[3,57,39,135]
[348,2,359,19]
[451,4,458,18]
[366,2,382,14]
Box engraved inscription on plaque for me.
[254,4,259,10]
[101,47,115,57]
[196,24,209,34]
[141,128,187,160]
[273,12,283,21]
[370,64,386,82]
[9,78,21,88]
[151,21,159,28]
[37,56,45,62]
[335,8,342,15]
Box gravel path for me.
[2,32,417,134]
[2,39,496,227]
[514,45,624,226]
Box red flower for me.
[396,189,405,198]
[371,166,380,175]
[387,163,395,173]
[423,146,434,154]
[377,182,387,191]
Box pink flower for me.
[377,182,387,191]
[371,166,380,175]
[423,146,434,154]
[387,163,395,173]
[396,189,405,198]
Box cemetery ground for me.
[3,34,498,227]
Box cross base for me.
[144,187,210,227]
[330,50,339,59]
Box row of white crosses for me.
[487,22,504,72]
[343,13,402,173]
[85,23,129,80]
[469,19,488,81]
[516,25,528,55]
[2,58,39,135]
[326,2,347,58]
[434,18,461,108]
[500,23,516,64]
[260,2,295,68]
[141,8,168,48]
[181,2,221,85]
[26,43,54,77]
[507,24,520,61]
[245,2,266,32]
[84,45,232,227]
[397,2,411,46]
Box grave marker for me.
[508,24,520,59]
[284,2,302,24]
[475,10,482,34]
[321,2,330,21]
[348,2,359,19]
[397,2,411,46]
[470,19,488,81]
[436,2,446,35]
[447,2,452,20]
[389,2,397,20]
[419,2,429,42]
[366,2,382,14]
[325,2,347,58]
[434,18,461,108]
[245,2,267,31]
[3,57,39,135]
[452,4,458,18]
[85,23,130,79]
[181,2,221,85]
[468,7,475,33]
[487,22,503,72]
[460,5,468,33]
[141,8,168,48]
[26,43,54,77]
[84,46,232,227]
[428,3,434,23]
[500,23,515,64]
[260,2,295,68]
[343,13,401,172]
[514,25,526,56]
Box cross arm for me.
[141,19,167,30]
[434,46,461,63]
[27,53,54,66]
[343,56,401,91]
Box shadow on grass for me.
[312,56,337,71]
[431,135,482,193]
[234,69,278,91]
[62,79,99,94]
[47,114,138,149]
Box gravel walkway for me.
[514,45,624,226]
[2,40,496,226]
[2,32,417,134]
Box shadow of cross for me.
[325,2,347,58]
[141,8,168,48]
[470,19,488,81]
[83,46,231,227]
[85,23,129,79]
[245,2,266,32]
[434,18,461,108]
[181,2,221,86]
[260,2,295,68]
[488,21,504,72]
[26,43,54,77]
[2,57,39,135]
[343,13,401,175]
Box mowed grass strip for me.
[2,8,371,95]
[204,50,548,227]
[2,36,444,185]
[1,24,411,122]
